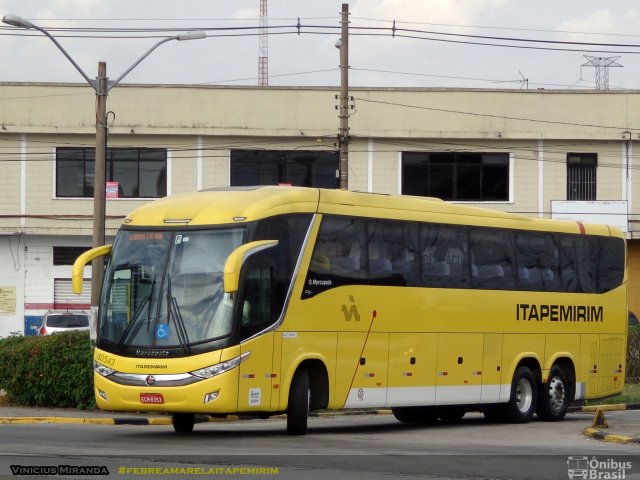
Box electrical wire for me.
[2,20,640,55]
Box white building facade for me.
[1,83,639,336]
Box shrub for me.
[0,331,95,409]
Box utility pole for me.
[338,3,350,190]
[91,61,108,309]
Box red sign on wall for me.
[106,182,119,199]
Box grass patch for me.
[584,383,640,406]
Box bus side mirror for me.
[223,240,278,293]
[72,245,113,294]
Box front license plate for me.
[140,393,164,404]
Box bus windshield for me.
[99,228,245,351]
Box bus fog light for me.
[98,389,108,401]
[204,391,220,403]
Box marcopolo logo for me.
[567,456,632,479]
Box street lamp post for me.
[3,14,206,332]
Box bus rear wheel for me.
[286,368,310,435]
[500,365,538,423]
[536,365,570,421]
[172,413,195,433]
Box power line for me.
[350,16,640,40]
[3,21,640,54]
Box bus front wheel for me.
[286,368,310,435]
[536,365,570,421]
[502,365,537,423]
[172,413,195,433]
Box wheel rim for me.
[547,376,566,411]
[516,377,533,413]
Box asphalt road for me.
[1,411,639,479]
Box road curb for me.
[579,404,640,444]
[0,414,240,426]
[583,427,640,444]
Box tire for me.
[287,368,310,435]
[500,366,538,423]
[172,413,195,433]
[391,406,439,424]
[536,365,570,421]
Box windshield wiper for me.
[115,295,150,351]
[115,274,156,351]
[166,276,191,354]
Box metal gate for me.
[53,278,90,309]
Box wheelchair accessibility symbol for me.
[156,323,169,339]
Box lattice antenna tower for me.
[581,56,623,90]
[258,0,268,86]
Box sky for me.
[1,0,640,90]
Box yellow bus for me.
[73,186,627,435]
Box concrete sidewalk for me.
[581,405,640,444]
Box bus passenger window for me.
[309,239,334,273]
[598,237,625,293]
[574,237,597,293]
[421,224,470,288]
[470,230,515,290]
[368,241,393,278]
[559,236,579,293]
[516,234,560,292]
[367,219,417,286]
[303,215,367,298]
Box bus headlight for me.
[190,352,250,379]
[94,360,116,377]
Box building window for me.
[53,246,90,266]
[567,153,597,200]
[401,152,509,201]
[230,150,338,188]
[56,147,167,198]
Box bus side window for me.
[574,236,597,293]
[470,229,515,290]
[304,215,367,298]
[516,233,560,292]
[420,224,469,288]
[390,222,420,286]
[368,219,402,283]
[309,216,364,279]
[598,237,625,293]
[559,235,579,293]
